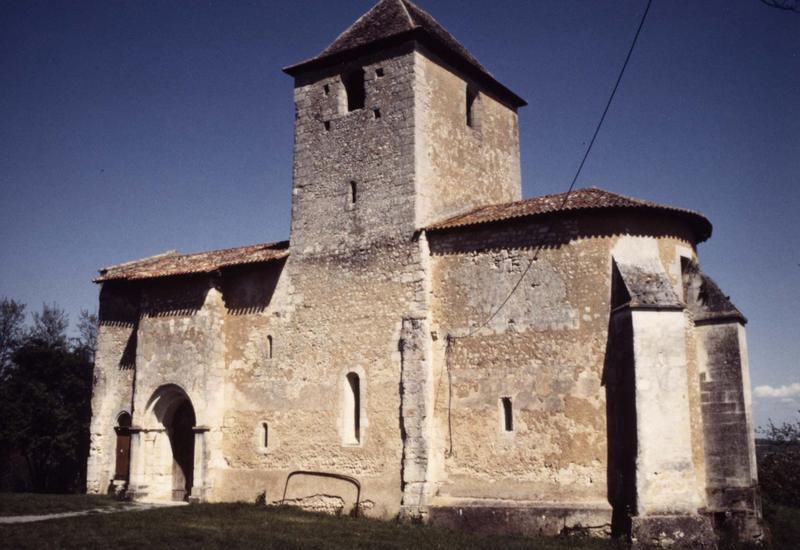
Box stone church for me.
[87,0,762,545]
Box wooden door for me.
[114,430,131,481]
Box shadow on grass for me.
[0,493,125,517]
[2,499,797,549]
[0,502,625,550]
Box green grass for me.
[0,497,797,549]
[0,502,624,550]
[0,493,126,516]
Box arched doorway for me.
[145,385,197,501]
[168,400,196,501]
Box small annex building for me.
[86,0,763,545]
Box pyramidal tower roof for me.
[284,0,526,108]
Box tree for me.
[759,412,800,444]
[75,309,98,363]
[0,340,93,492]
[758,411,800,507]
[30,303,68,348]
[0,298,26,378]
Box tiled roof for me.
[318,0,487,73]
[95,241,289,283]
[283,0,526,108]
[426,187,713,242]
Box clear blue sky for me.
[1,0,797,426]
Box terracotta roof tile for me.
[95,241,289,283]
[426,187,712,241]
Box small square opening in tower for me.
[373,108,381,119]
[375,67,385,77]
[343,68,366,112]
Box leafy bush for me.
[758,412,800,508]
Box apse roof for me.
[426,187,713,242]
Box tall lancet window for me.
[344,372,361,445]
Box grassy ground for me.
[0,501,623,550]
[0,496,797,549]
[0,493,127,516]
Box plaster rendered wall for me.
[629,309,702,515]
[414,49,521,228]
[426,214,700,522]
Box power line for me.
[450,0,654,342]
[439,1,656,459]
[567,0,653,194]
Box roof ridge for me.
[100,249,178,272]
[174,239,288,260]
[398,0,417,28]
[318,0,415,58]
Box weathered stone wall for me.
[212,47,425,516]
[86,25,761,543]
[289,45,418,252]
[86,283,138,494]
[415,48,521,227]
[426,212,702,533]
[695,321,762,537]
[127,276,227,502]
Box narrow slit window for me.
[349,180,357,206]
[343,68,366,112]
[345,372,361,444]
[323,84,330,96]
[466,86,478,128]
[324,120,331,132]
[267,335,273,359]
[373,108,381,119]
[262,423,269,448]
[501,397,513,432]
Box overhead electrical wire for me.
[440,0,654,458]
[450,0,654,341]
